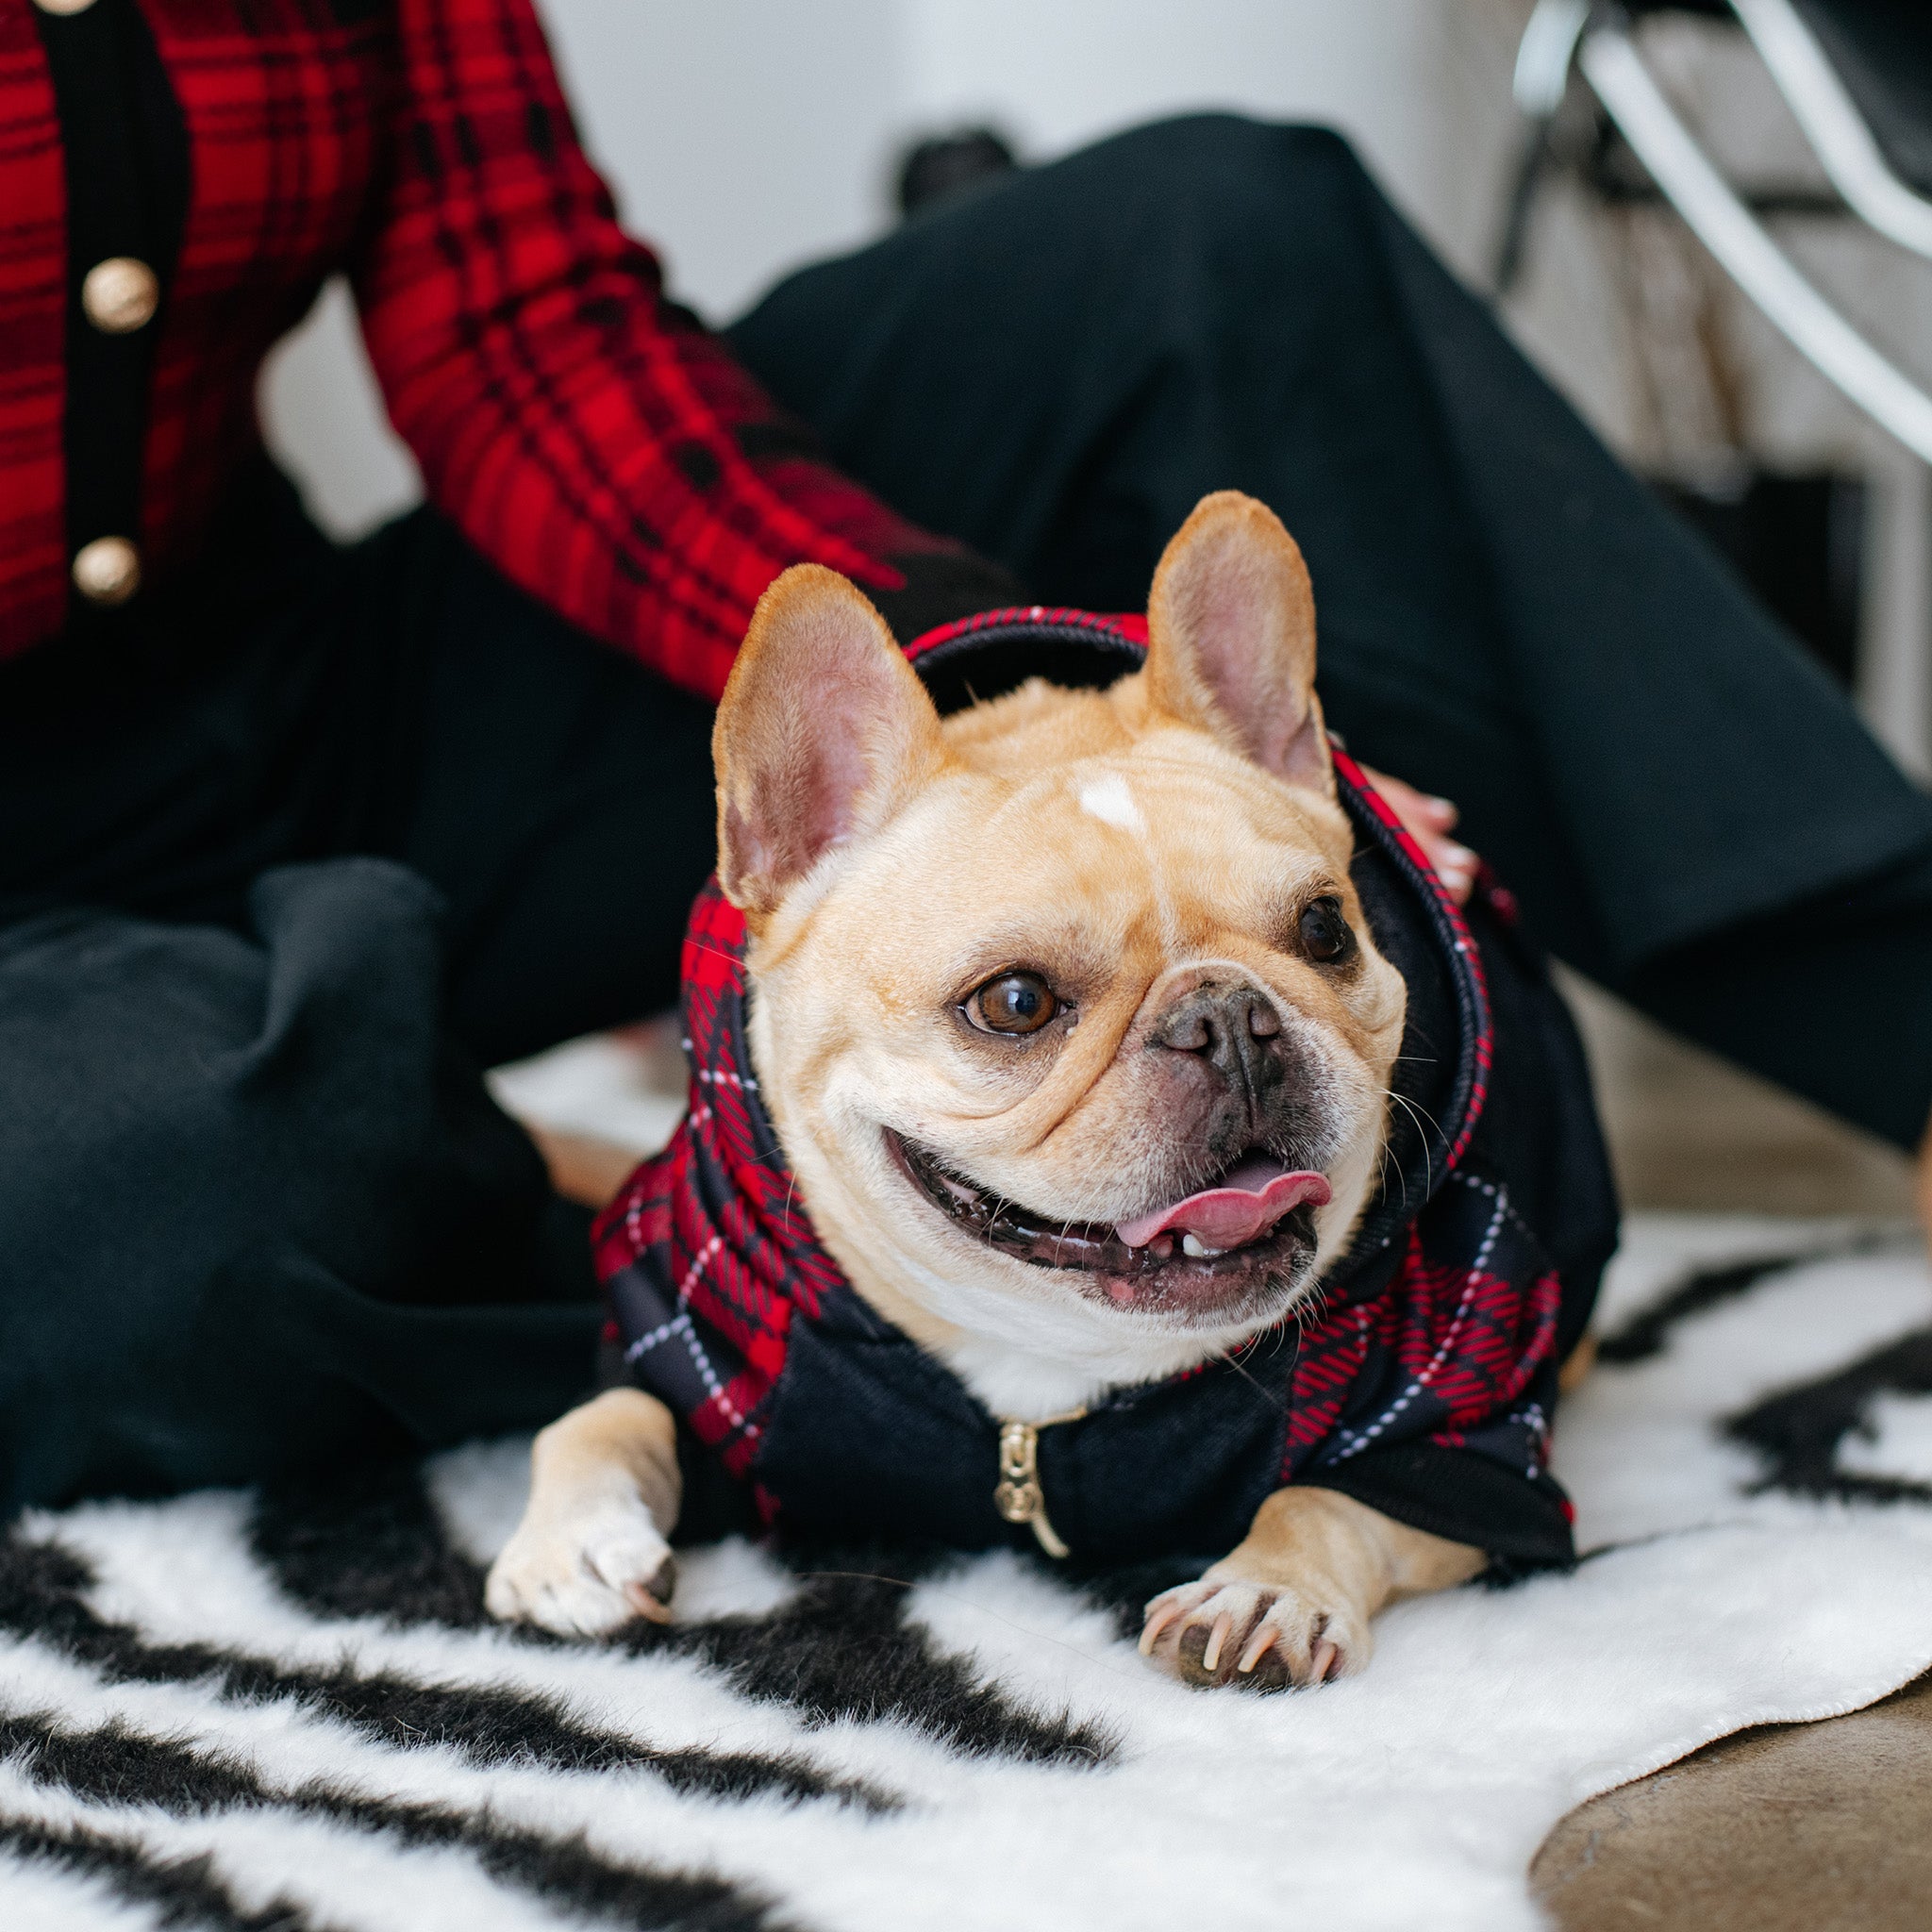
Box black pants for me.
[5,115,1930,1512]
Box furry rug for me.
[7,1215,1932,1932]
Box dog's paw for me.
[484,1490,677,1639]
[1138,1574,1370,1690]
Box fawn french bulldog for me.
[486,491,1611,1689]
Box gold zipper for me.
[993,1407,1087,1558]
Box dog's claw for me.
[1201,1611,1233,1674]
[1140,1599,1184,1655]
[1141,1575,1371,1692]
[620,1554,678,1624]
[486,1491,676,1638]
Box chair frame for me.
[1512,0,1932,462]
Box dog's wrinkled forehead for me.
[889,719,1388,1058]
[710,492,1338,932]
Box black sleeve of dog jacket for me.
[1286,873,1614,1578]
[1302,1445,1576,1574]
[867,547,1029,646]
[1301,890,1613,1575]
[1307,891,1611,1576]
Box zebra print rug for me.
[8,1216,1932,1932]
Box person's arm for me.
[352,0,1015,702]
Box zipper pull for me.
[993,1416,1076,1558]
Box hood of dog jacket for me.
[593,609,1618,1573]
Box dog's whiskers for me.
[1376,1136,1408,1211]
[1381,1087,1439,1200]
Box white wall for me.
[538,0,901,321]
[896,0,1524,281]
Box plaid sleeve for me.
[1284,1189,1573,1567]
[353,0,984,702]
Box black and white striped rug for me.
[8,1216,1932,1932]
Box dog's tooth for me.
[1181,1233,1223,1259]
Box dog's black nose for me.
[1150,984,1283,1102]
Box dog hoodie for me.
[594,609,1618,1571]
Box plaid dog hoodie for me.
[594,611,1618,1570]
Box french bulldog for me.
[486,491,1586,1689]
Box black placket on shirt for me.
[32,0,190,626]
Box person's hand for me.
[1357,766,1477,906]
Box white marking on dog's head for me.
[1076,772,1145,835]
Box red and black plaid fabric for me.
[593,615,1570,1544]
[592,878,824,1520]
[0,8,67,643]
[0,0,953,684]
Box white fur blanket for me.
[6,1215,1932,1932]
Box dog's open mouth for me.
[885,1129,1329,1309]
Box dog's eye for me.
[1298,896,1355,964]
[967,971,1059,1035]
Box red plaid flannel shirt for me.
[0,0,949,689]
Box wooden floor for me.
[1536,1674,1932,1932]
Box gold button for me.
[73,537,142,607]
[82,258,159,335]
[33,0,99,15]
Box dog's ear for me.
[1143,491,1330,796]
[714,564,946,923]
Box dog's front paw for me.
[1138,1574,1369,1690]
[484,1490,676,1639]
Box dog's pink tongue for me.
[1115,1155,1332,1251]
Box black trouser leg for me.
[336,509,719,1067]
[0,861,594,1513]
[729,112,1932,1147]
